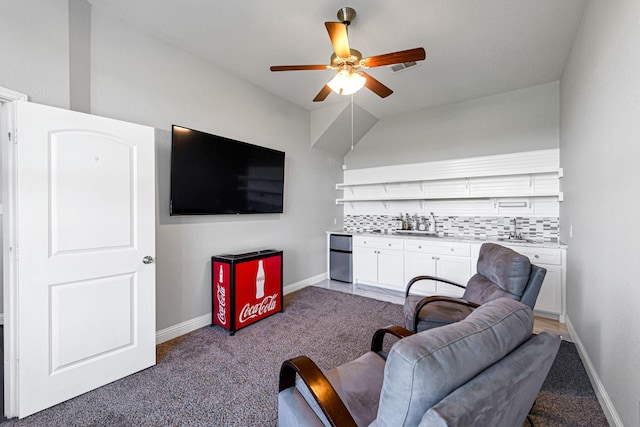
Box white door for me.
[9,100,156,418]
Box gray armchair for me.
[278,298,561,427]
[404,242,546,333]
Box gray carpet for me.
[529,340,609,426]
[1,286,607,426]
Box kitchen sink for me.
[497,237,534,243]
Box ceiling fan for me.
[270,7,426,102]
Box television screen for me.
[170,125,285,215]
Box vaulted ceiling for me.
[87,0,587,154]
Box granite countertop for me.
[327,230,567,249]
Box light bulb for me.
[327,70,366,96]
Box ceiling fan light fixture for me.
[327,70,366,95]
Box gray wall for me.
[0,0,70,109]
[1,1,343,331]
[345,81,560,169]
[69,0,91,113]
[560,0,640,425]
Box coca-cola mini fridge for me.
[212,249,283,335]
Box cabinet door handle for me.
[450,248,455,252]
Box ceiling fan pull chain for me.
[351,94,354,151]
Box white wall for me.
[345,81,559,169]
[560,0,640,425]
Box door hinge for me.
[9,130,17,144]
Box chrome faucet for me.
[510,218,521,240]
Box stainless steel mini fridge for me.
[329,234,352,283]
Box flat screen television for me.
[170,125,285,215]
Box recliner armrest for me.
[279,356,357,427]
[371,325,413,356]
[406,275,466,297]
[413,296,480,332]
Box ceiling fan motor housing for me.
[330,49,363,68]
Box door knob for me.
[143,256,154,264]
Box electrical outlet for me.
[333,218,337,225]
[342,164,347,170]
[569,225,573,238]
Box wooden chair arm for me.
[413,296,480,332]
[371,325,414,354]
[279,356,357,427]
[406,275,466,297]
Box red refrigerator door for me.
[234,255,282,328]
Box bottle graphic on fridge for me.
[255,260,265,299]
[216,265,227,325]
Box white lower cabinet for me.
[404,251,437,294]
[353,236,405,291]
[353,247,379,284]
[532,264,562,315]
[404,240,472,298]
[377,250,405,289]
[351,235,566,321]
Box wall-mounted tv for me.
[170,125,285,215]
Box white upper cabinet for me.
[337,149,562,207]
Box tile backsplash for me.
[344,215,559,242]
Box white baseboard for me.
[283,272,326,295]
[156,313,211,344]
[155,273,325,344]
[565,315,623,427]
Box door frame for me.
[1,86,28,418]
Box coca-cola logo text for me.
[238,294,278,324]
[216,283,227,325]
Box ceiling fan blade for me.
[325,22,351,58]
[270,65,328,72]
[361,72,393,98]
[363,47,426,68]
[313,84,333,102]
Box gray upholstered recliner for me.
[404,242,547,333]
[278,298,561,427]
